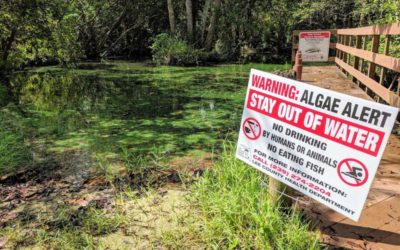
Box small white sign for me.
[236,69,398,221]
[299,31,331,62]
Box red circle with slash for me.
[242,117,262,140]
[337,158,369,187]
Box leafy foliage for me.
[1,0,399,71]
[151,33,209,65]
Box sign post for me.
[236,69,398,221]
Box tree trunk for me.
[200,0,212,43]
[98,8,127,52]
[167,0,176,35]
[185,0,194,42]
[205,0,221,50]
[2,28,17,62]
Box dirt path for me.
[300,65,400,250]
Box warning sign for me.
[299,31,330,62]
[236,69,398,221]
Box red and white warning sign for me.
[236,69,398,221]
[299,31,330,62]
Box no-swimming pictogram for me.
[337,158,369,187]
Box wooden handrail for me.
[336,58,400,107]
[335,43,400,72]
[337,23,400,36]
[291,23,400,109]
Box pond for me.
[9,62,289,164]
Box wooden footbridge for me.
[292,23,400,249]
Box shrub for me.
[151,33,209,66]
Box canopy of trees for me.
[0,0,399,69]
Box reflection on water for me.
[10,62,288,159]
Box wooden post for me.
[353,35,362,84]
[379,35,390,85]
[354,36,362,70]
[294,50,303,81]
[268,178,293,207]
[368,35,380,79]
[361,35,368,74]
[341,36,350,75]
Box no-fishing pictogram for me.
[337,158,368,187]
[242,117,261,140]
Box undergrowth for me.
[162,144,321,249]
[0,104,32,175]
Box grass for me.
[0,145,321,249]
[0,203,125,249]
[161,144,321,250]
[0,104,32,175]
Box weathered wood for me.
[379,35,391,85]
[337,23,400,36]
[336,58,400,107]
[354,36,362,71]
[294,50,303,80]
[368,35,380,79]
[335,43,400,73]
[343,36,349,64]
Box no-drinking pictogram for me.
[242,117,261,140]
[337,158,369,187]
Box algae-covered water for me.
[10,62,289,161]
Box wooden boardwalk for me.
[300,66,400,250]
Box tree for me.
[185,0,194,42]
[205,0,221,49]
[167,0,176,35]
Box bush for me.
[151,33,209,66]
[0,104,32,176]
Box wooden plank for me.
[293,29,337,36]
[335,43,400,73]
[368,35,380,78]
[338,23,400,36]
[379,35,391,85]
[335,57,400,107]
[323,195,400,249]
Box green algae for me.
[10,62,289,161]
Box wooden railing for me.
[292,23,400,108]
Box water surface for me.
[10,62,289,161]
